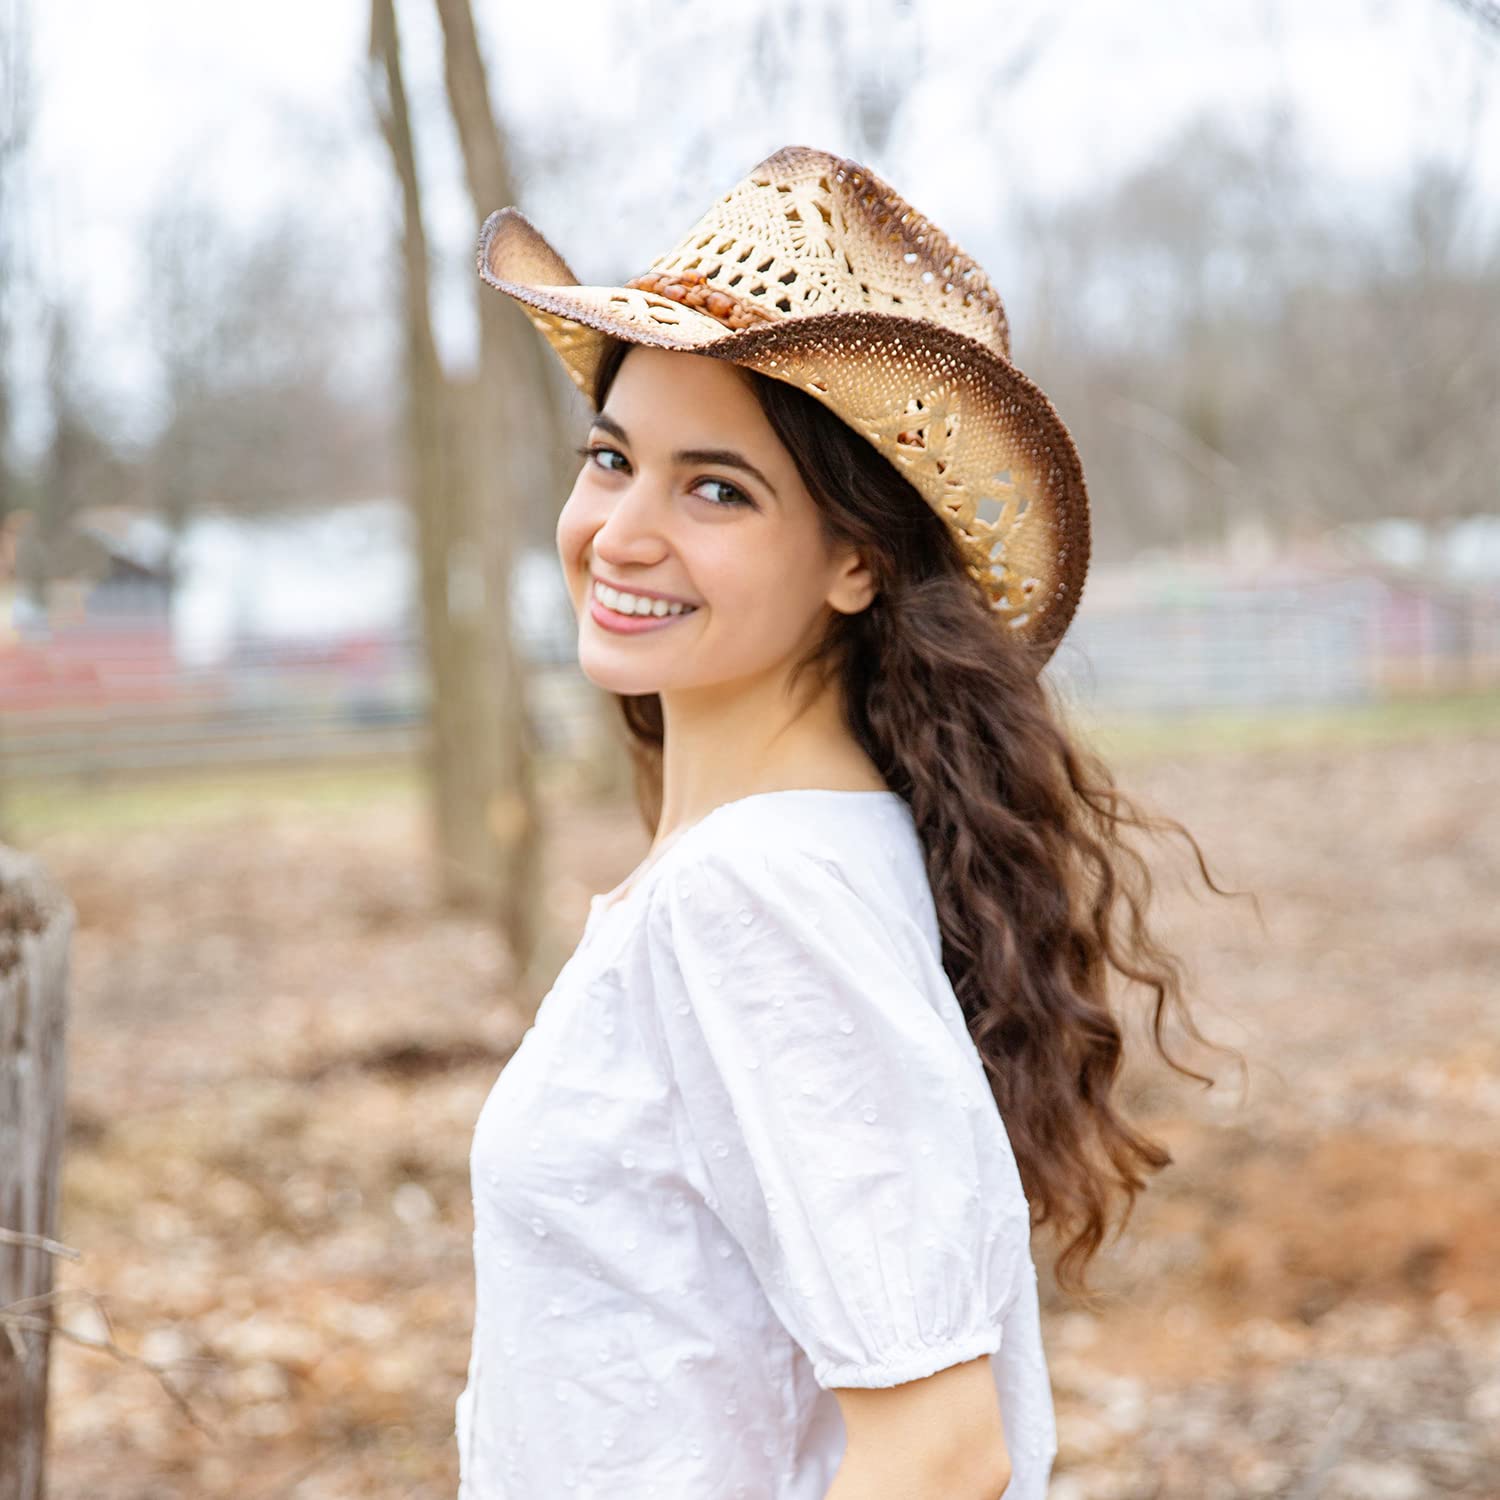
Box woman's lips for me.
[588,595,701,635]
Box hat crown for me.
[636,147,1012,362]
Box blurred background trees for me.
[0,0,1497,963]
[1025,115,1500,560]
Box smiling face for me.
[556,345,875,701]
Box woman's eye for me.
[575,442,627,472]
[692,477,751,509]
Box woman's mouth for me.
[588,579,701,635]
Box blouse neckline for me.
[583,787,904,938]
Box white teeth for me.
[594,581,697,618]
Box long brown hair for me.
[590,335,1244,1296]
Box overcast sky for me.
[10,0,1500,453]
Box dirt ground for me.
[13,722,1500,1499]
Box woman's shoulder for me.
[669,787,913,872]
[642,788,935,940]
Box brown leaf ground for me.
[12,705,1499,1499]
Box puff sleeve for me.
[644,838,1035,1390]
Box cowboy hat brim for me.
[478,206,1090,665]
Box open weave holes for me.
[477,145,1090,663]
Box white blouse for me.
[456,788,1058,1498]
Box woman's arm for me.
[824,1353,1012,1499]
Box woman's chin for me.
[576,650,673,696]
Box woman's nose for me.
[590,478,670,562]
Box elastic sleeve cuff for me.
[813,1326,1004,1389]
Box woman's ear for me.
[827,544,878,616]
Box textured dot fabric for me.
[456,789,1058,1498]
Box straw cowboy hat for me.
[476,144,1091,667]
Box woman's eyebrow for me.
[590,409,780,501]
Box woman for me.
[458,146,1236,1499]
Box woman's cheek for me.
[555,502,593,605]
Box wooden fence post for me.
[0,845,75,1500]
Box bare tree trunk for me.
[433,0,635,1001]
[0,847,74,1500]
[428,0,549,988]
[368,0,522,932]
[435,0,638,816]
[431,0,574,490]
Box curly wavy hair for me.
[590,334,1245,1297]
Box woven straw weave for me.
[478,145,1090,665]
